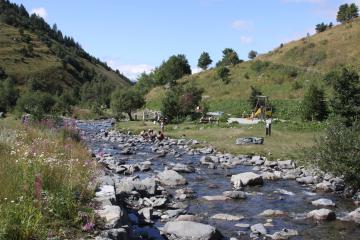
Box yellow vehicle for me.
[250,96,272,120]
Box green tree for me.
[301,83,328,121]
[154,54,191,86]
[216,66,230,84]
[161,83,203,122]
[0,78,19,113]
[111,88,145,120]
[197,52,212,70]
[328,67,360,125]
[134,72,156,95]
[248,86,262,109]
[337,3,359,23]
[248,50,258,60]
[216,48,242,67]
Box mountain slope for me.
[259,18,360,73]
[0,1,130,94]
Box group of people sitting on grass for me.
[140,129,165,142]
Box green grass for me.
[117,120,324,160]
[0,117,98,239]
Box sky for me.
[11,0,360,80]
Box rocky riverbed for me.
[77,120,360,240]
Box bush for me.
[304,120,360,188]
[16,91,56,120]
[216,66,230,84]
[0,78,19,113]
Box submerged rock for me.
[341,207,360,223]
[258,209,286,217]
[223,191,247,199]
[203,195,230,201]
[250,223,267,235]
[211,213,244,221]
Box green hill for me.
[0,1,130,94]
[259,18,360,73]
[146,19,360,119]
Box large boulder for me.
[231,172,263,188]
[307,208,336,221]
[163,221,223,240]
[157,170,187,186]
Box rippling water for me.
[78,120,360,240]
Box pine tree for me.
[301,83,328,121]
[197,52,212,70]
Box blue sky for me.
[11,0,360,80]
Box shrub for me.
[216,66,230,84]
[304,120,360,188]
[16,91,56,120]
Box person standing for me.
[265,117,272,136]
[160,119,165,133]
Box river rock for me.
[261,172,282,180]
[95,205,123,229]
[115,177,157,196]
[98,228,130,240]
[211,213,244,221]
[341,207,360,223]
[296,176,314,184]
[307,208,336,221]
[231,172,264,188]
[163,221,223,240]
[264,160,278,168]
[277,160,295,169]
[172,163,195,173]
[157,170,187,186]
[250,223,267,235]
[138,207,152,221]
[267,228,299,239]
[203,195,229,201]
[259,209,285,217]
[95,185,116,205]
[223,191,247,199]
[311,198,336,207]
[316,181,332,192]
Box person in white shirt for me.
[265,117,272,136]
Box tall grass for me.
[0,118,98,239]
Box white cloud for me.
[231,20,253,30]
[30,7,47,19]
[107,60,154,81]
[240,36,253,44]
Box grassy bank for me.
[117,120,324,160]
[0,117,97,239]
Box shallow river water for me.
[77,120,360,240]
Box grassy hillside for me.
[146,19,360,119]
[0,22,130,90]
[259,18,360,73]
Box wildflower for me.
[82,222,95,232]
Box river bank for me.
[79,120,360,240]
